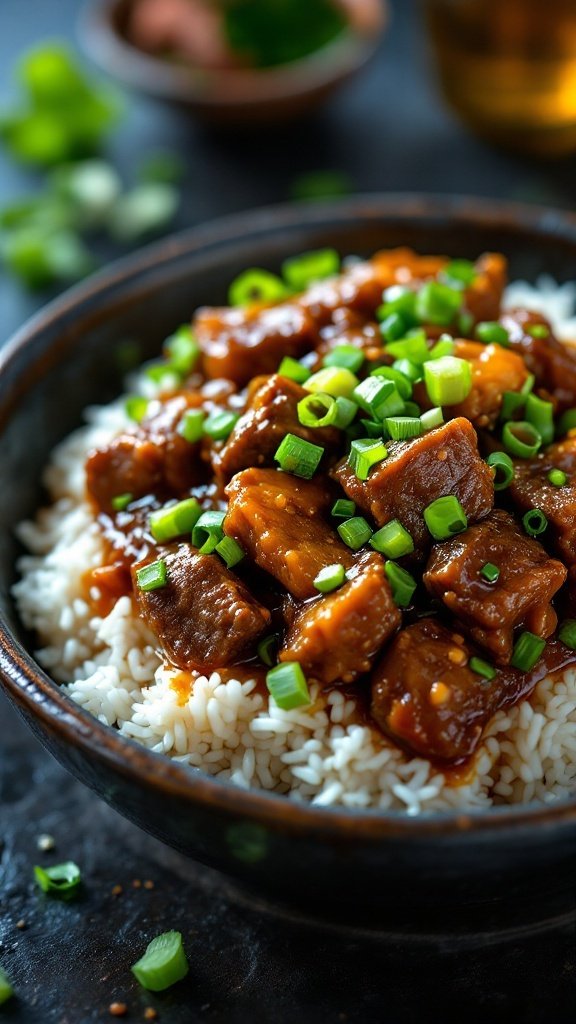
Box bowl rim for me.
[79,0,384,106]
[2,191,576,841]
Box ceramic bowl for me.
[1,195,575,937]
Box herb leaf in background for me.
[223,0,347,68]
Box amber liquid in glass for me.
[425,0,576,155]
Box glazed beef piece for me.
[464,252,507,324]
[423,510,566,664]
[509,436,576,565]
[132,543,270,671]
[214,374,341,483]
[332,418,494,559]
[225,468,350,599]
[500,308,576,411]
[280,554,401,686]
[450,340,530,428]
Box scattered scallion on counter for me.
[34,861,81,898]
[511,632,546,672]
[136,559,167,592]
[131,931,189,992]
[274,433,324,479]
[337,517,372,551]
[424,496,468,541]
[266,662,311,710]
[522,508,548,537]
[149,499,202,542]
[313,563,346,594]
[370,520,414,559]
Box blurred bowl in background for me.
[80,0,386,126]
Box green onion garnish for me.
[548,469,567,487]
[215,535,245,569]
[458,311,474,336]
[228,268,287,306]
[149,498,202,542]
[278,356,311,384]
[331,498,356,518]
[379,312,407,342]
[424,495,468,541]
[0,967,13,1006]
[502,420,542,458]
[557,408,576,436]
[475,322,510,347]
[480,562,500,584]
[297,392,338,429]
[420,407,444,432]
[469,656,496,681]
[34,861,81,899]
[423,356,472,406]
[369,365,413,399]
[282,248,340,291]
[384,561,417,607]
[428,336,456,360]
[527,323,549,339]
[125,395,148,423]
[333,396,359,428]
[163,325,199,376]
[392,357,422,383]
[525,393,554,446]
[132,931,189,992]
[313,563,346,593]
[522,508,548,537]
[192,511,226,553]
[379,285,418,324]
[403,400,422,417]
[304,366,359,399]
[136,559,168,592]
[385,329,429,364]
[360,418,385,438]
[486,451,514,490]
[521,374,536,395]
[558,619,576,650]
[370,520,414,559]
[353,377,396,419]
[203,410,240,441]
[511,632,546,672]
[415,281,462,326]
[348,438,388,480]
[266,662,311,710]
[337,517,372,550]
[385,416,422,441]
[257,634,279,667]
[178,408,205,444]
[111,492,133,512]
[274,433,324,479]
[501,390,526,421]
[441,259,476,288]
[323,344,364,374]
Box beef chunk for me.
[132,543,270,671]
[509,437,576,565]
[332,418,494,558]
[451,340,530,427]
[280,554,401,685]
[225,468,350,599]
[214,374,341,483]
[500,307,576,411]
[464,252,507,324]
[423,510,566,664]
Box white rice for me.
[11,277,576,814]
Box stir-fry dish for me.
[82,247,576,764]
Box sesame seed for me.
[448,647,467,666]
[429,681,451,706]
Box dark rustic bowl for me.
[80,0,385,126]
[1,195,576,939]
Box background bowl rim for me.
[2,191,576,841]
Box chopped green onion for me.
[424,495,468,541]
[149,498,202,542]
[313,563,346,593]
[192,511,226,553]
[403,400,422,418]
[110,183,178,243]
[163,325,199,376]
[228,268,287,306]
[274,433,324,479]
[428,336,455,360]
[527,323,549,339]
[415,281,462,326]
[266,662,310,710]
[384,561,417,607]
[215,535,245,568]
[480,562,500,584]
[370,520,414,558]
[333,396,358,428]
[548,469,567,487]
[360,418,385,438]
[420,407,444,432]
[385,329,429,364]
[385,416,422,441]
[145,360,177,386]
[125,395,148,423]
[34,861,81,898]
[297,392,338,428]
[373,386,405,420]
[525,393,554,445]
[348,438,387,481]
[282,248,340,291]
[558,619,576,650]
[290,170,352,201]
[458,311,474,336]
[469,656,496,681]
[331,498,356,518]
[278,356,311,384]
[379,285,418,324]
[424,356,472,406]
[558,408,576,436]
[486,450,514,490]
[304,366,358,399]
[392,358,422,383]
[203,410,240,442]
[132,931,189,992]
[178,408,205,444]
[522,508,548,537]
[511,631,546,672]
[353,377,396,419]
[337,517,372,550]
[502,420,541,458]
[441,259,476,288]
[475,322,510,346]
[521,374,536,395]
[501,390,526,421]
[369,365,413,399]
[257,634,279,667]
[323,345,364,374]
[111,492,133,512]
[379,312,407,342]
[0,967,13,1006]
[136,559,167,592]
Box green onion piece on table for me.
[282,248,340,290]
[274,433,324,479]
[370,520,414,559]
[278,356,311,384]
[384,561,417,607]
[486,451,514,490]
[228,268,287,306]
[149,499,202,542]
[423,356,472,406]
[502,420,542,458]
[136,559,167,592]
[424,496,468,541]
[511,632,546,672]
[192,511,226,553]
[266,662,310,710]
[131,931,189,992]
[313,563,346,594]
[337,517,372,550]
[34,861,81,898]
[522,508,548,537]
[215,535,245,569]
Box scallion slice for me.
[353,377,395,419]
[369,365,413,399]
[278,356,311,384]
[266,662,310,710]
[379,312,407,342]
[331,498,356,518]
[0,967,13,1006]
[297,392,338,429]
[415,281,462,326]
[423,356,472,406]
[178,408,205,444]
[480,562,500,584]
[424,495,468,540]
[379,285,418,325]
[282,248,340,291]
[403,400,422,418]
[163,325,199,376]
[420,407,444,432]
[360,418,385,438]
[502,420,541,458]
[441,259,476,288]
[333,396,358,428]
[527,323,549,339]
[548,469,567,487]
[313,563,346,593]
[525,393,554,446]
[215,535,245,568]
[192,511,226,553]
[469,656,496,681]
[274,433,324,479]
[384,561,417,607]
[486,451,514,490]
[428,336,455,360]
[323,344,364,374]
[34,861,81,898]
[149,498,202,542]
[337,516,372,550]
[257,634,279,667]
[558,619,576,650]
[558,408,576,436]
[125,395,148,423]
[511,632,545,672]
[370,520,414,558]
[475,322,510,347]
[522,508,548,537]
[385,329,429,364]
[229,268,287,306]
[348,438,388,480]
[203,410,240,442]
[111,492,133,512]
[501,391,526,421]
[304,366,359,399]
[132,931,189,992]
[136,559,167,592]
[385,416,422,441]
[392,358,422,383]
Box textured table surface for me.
[0,1,575,1021]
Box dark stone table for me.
[0,2,575,1020]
